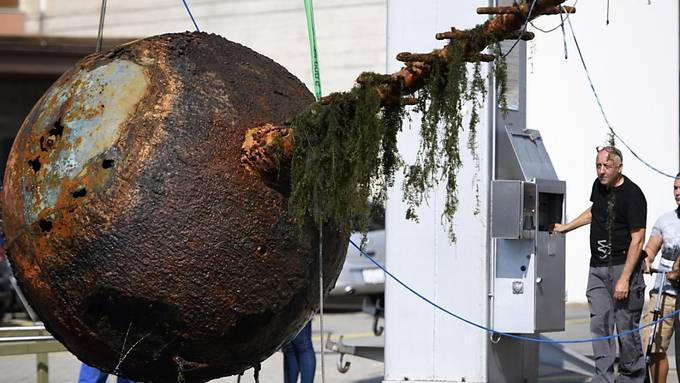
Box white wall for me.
[19,0,387,94]
[385,1,491,381]
[527,1,679,302]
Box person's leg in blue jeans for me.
[282,338,300,383]
[282,321,316,383]
[78,363,136,383]
[77,364,109,383]
[291,321,315,383]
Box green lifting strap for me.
[303,4,325,383]
[303,0,322,101]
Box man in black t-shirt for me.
[554,146,647,383]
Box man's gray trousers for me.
[586,263,646,383]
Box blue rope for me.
[558,5,568,59]
[349,239,680,344]
[502,0,538,58]
[181,0,201,32]
[564,11,675,179]
[529,0,578,34]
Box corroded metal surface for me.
[3,32,347,383]
[241,123,293,193]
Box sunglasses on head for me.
[596,146,623,161]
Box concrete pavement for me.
[0,303,677,383]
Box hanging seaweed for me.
[604,133,618,266]
[403,41,467,241]
[402,36,490,241]
[492,43,509,113]
[291,41,495,241]
[289,76,405,235]
[468,60,487,216]
[282,1,577,240]
[607,131,616,147]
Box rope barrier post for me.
[303,1,324,382]
[36,352,48,383]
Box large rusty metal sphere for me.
[2,32,347,382]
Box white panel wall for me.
[19,0,386,94]
[527,1,679,302]
[385,1,490,382]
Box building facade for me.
[18,0,387,94]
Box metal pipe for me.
[318,222,325,383]
[0,326,46,333]
[0,336,55,343]
[9,276,39,322]
[487,0,498,346]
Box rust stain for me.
[241,123,293,193]
[15,59,149,226]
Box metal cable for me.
[302,0,325,380]
[181,0,201,32]
[318,223,325,383]
[95,0,107,53]
[528,0,578,34]
[564,10,676,178]
[502,0,538,58]
[529,0,673,177]
[606,0,610,25]
[558,5,568,59]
